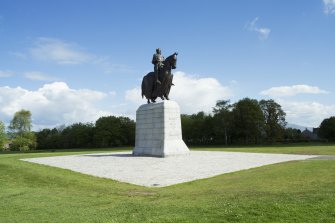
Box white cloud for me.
[125,87,142,105]
[278,99,335,127]
[29,38,92,64]
[0,82,113,129]
[125,71,232,114]
[246,17,271,40]
[24,71,58,82]
[260,84,333,126]
[172,72,232,114]
[15,37,132,74]
[109,91,117,96]
[260,84,329,97]
[323,0,335,14]
[0,70,14,77]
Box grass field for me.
[0,145,335,222]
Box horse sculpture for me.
[141,53,177,103]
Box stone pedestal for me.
[133,101,189,157]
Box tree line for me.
[0,111,135,151]
[181,98,335,145]
[182,98,286,145]
[36,116,135,150]
[1,98,335,151]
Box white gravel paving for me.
[21,151,317,187]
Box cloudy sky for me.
[0,0,334,130]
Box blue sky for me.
[0,0,334,129]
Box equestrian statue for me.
[141,48,177,103]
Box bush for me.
[319,116,335,142]
[10,132,36,152]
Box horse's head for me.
[165,52,178,69]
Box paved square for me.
[21,151,317,187]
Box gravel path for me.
[21,151,317,187]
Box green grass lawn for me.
[0,145,335,222]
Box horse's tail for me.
[141,78,145,98]
[141,74,149,99]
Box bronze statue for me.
[152,48,164,84]
[142,51,178,103]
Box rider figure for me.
[152,48,164,84]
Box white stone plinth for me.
[133,101,189,157]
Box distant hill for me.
[286,123,313,131]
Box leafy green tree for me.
[118,117,136,146]
[11,132,36,152]
[192,112,214,145]
[8,109,36,151]
[8,109,32,134]
[36,128,61,150]
[0,121,8,151]
[319,116,335,141]
[259,99,286,142]
[181,114,194,144]
[283,128,303,142]
[181,112,215,145]
[212,100,233,145]
[232,98,265,144]
[61,123,94,148]
[94,116,135,147]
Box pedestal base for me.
[133,101,189,157]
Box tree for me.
[212,100,233,145]
[8,109,36,151]
[0,121,8,151]
[319,116,335,141]
[36,128,61,150]
[181,112,215,145]
[283,128,303,142]
[181,114,193,144]
[11,132,36,152]
[61,123,94,148]
[232,98,265,144]
[259,99,286,143]
[94,116,135,147]
[118,117,136,146]
[8,109,32,134]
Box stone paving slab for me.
[21,151,318,187]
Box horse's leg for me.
[163,74,173,100]
[147,99,150,104]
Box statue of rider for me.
[152,48,164,84]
